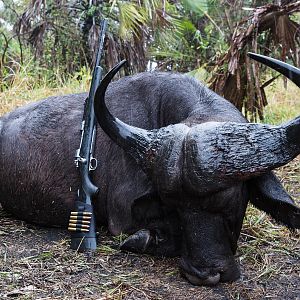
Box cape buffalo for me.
[0,53,299,286]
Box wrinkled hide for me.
[0,56,299,286]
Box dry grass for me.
[0,65,91,115]
[264,80,300,124]
[0,74,299,299]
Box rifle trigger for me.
[89,157,98,171]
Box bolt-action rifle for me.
[68,19,107,251]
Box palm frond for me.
[118,2,147,40]
[210,1,300,121]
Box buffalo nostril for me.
[219,263,240,282]
[184,272,221,286]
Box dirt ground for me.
[0,158,299,300]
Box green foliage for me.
[118,2,147,39]
[182,0,210,15]
[1,0,234,81]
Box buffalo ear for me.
[248,172,300,229]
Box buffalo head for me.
[93,54,300,286]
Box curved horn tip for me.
[113,59,127,72]
[247,52,258,59]
[247,52,271,65]
[247,52,300,88]
[247,52,263,59]
[97,60,127,93]
[106,60,127,80]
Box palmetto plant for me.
[14,0,197,74]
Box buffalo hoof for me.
[120,229,152,253]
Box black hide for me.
[0,72,299,286]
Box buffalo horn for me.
[183,118,300,195]
[248,52,300,87]
[94,60,157,168]
[94,62,189,192]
